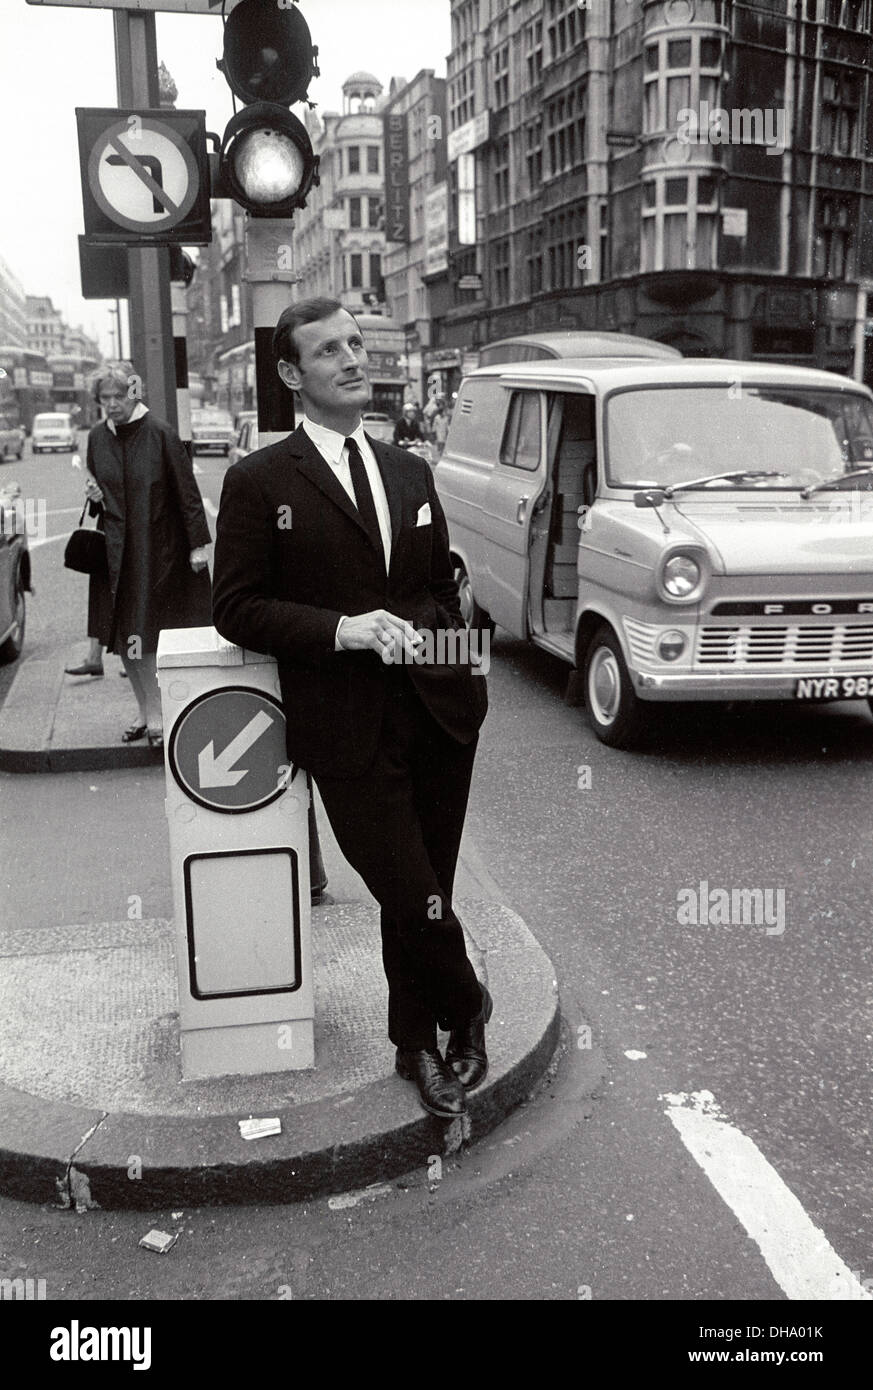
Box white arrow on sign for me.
[198,710,275,788]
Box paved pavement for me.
[0,635,561,1207]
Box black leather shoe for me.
[395,1048,467,1118]
[446,984,493,1090]
[65,662,104,677]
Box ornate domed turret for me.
[342,71,383,114]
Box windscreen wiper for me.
[800,466,873,499]
[663,470,788,497]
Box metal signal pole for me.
[112,8,177,427]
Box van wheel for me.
[583,624,647,748]
[0,565,26,665]
[454,562,494,637]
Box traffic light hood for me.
[218,0,318,108]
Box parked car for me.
[477,330,682,368]
[436,356,873,748]
[361,411,395,445]
[229,417,259,466]
[31,412,78,454]
[0,416,25,462]
[191,408,236,456]
[0,480,31,664]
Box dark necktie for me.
[345,436,385,566]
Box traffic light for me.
[214,0,319,217]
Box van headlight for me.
[657,549,708,603]
[663,555,700,596]
[657,630,687,661]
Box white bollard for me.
[156,625,314,1079]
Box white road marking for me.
[203,498,218,518]
[193,462,203,474]
[28,533,68,550]
[662,1090,872,1301]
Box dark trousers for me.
[314,670,482,1050]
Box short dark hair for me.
[273,297,359,367]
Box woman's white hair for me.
[91,360,141,402]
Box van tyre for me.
[583,623,647,748]
[454,562,494,639]
[0,564,26,665]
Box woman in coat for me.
[83,362,212,747]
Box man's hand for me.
[337,609,424,663]
[190,545,210,572]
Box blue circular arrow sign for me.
[168,687,289,814]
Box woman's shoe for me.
[121,723,147,743]
[147,728,164,749]
[65,662,104,677]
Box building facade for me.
[436,0,873,381]
[25,295,66,358]
[291,71,406,411]
[0,255,26,350]
[187,200,255,415]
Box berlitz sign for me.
[384,112,410,244]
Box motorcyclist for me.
[393,402,425,447]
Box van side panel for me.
[435,379,510,615]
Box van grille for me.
[696,623,873,667]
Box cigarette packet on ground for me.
[138,1229,178,1254]
[238,1117,282,1141]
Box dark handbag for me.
[64,500,107,576]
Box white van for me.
[435,356,873,747]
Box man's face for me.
[280,310,370,419]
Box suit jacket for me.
[212,424,488,778]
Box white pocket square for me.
[415,503,432,527]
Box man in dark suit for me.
[212,298,491,1118]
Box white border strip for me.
[662,1090,872,1301]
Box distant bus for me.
[47,353,100,429]
[0,346,54,433]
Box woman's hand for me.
[189,545,210,572]
[84,472,103,504]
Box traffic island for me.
[0,900,559,1207]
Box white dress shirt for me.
[301,415,393,649]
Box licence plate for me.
[796,675,872,699]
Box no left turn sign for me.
[77,107,212,245]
